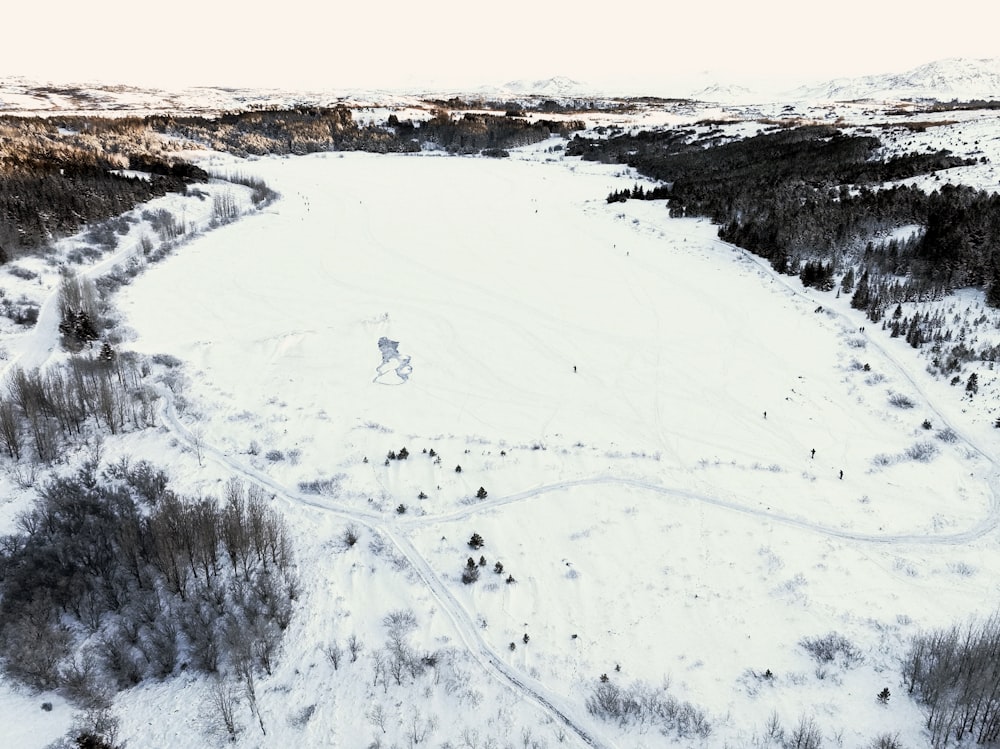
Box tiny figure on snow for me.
[839,470,843,480]
[810,448,816,459]
[573,365,577,373]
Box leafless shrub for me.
[904,441,938,462]
[324,641,343,670]
[348,634,364,662]
[342,524,361,549]
[888,392,916,409]
[935,427,958,443]
[585,678,711,738]
[868,733,904,749]
[785,714,822,749]
[799,632,862,667]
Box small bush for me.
[298,478,339,494]
[585,678,711,738]
[935,427,958,443]
[869,733,903,749]
[7,265,37,280]
[266,449,285,462]
[342,524,360,548]
[904,441,938,463]
[888,392,916,409]
[800,632,862,667]
[150,353,182,368]
[786,715,823,749]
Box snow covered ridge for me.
[3,57,1000,112]
[792,57,1000,103]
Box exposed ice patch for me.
[374,336,412,385]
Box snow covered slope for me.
[795,57,1000,102]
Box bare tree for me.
[191,427,206,467]
[405,711,438,748]
[348,633,364,662]
[236,657,266,736]
[210,676,241,742]
[0,398,21,460]
[324,641,343,670]
[368,703,388,734]
[371,649,388,693]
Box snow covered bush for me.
[888,392,916,409]
[904,441,938,462]
[799,632,862,667]
[585,678,711,738]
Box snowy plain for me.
[2,102,1000,748]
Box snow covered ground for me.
[3,118,1000,748]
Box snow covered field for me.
[3,126,1000,748]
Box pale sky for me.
[3,0,997,93]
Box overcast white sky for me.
[3,0,997,92]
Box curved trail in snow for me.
[155,371,1000,749]
[155,386,613,749]
[711,235,1000,529]
[400,474,1000,546]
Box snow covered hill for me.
[794,57,1000,102]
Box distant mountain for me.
[0,77,425,114]
[4,58,999,113]
[689,83,760,104]
[492,76,591,97]
[794,57,1000,102]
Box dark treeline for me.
[1,106,583,259]
[411,110,584,154]
[0,116,201,255]
[149,105,584,156]
[422,95,673,114]
[0,464,296,704]
[573,124,1000,310]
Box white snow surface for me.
[3,120,1000,747]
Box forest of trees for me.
[149,106,584,156]
[0,465,296,707]
[902,612,1000,748]
[0,116,201,255]
[575,124,1000,311]
[0,106,583,260]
